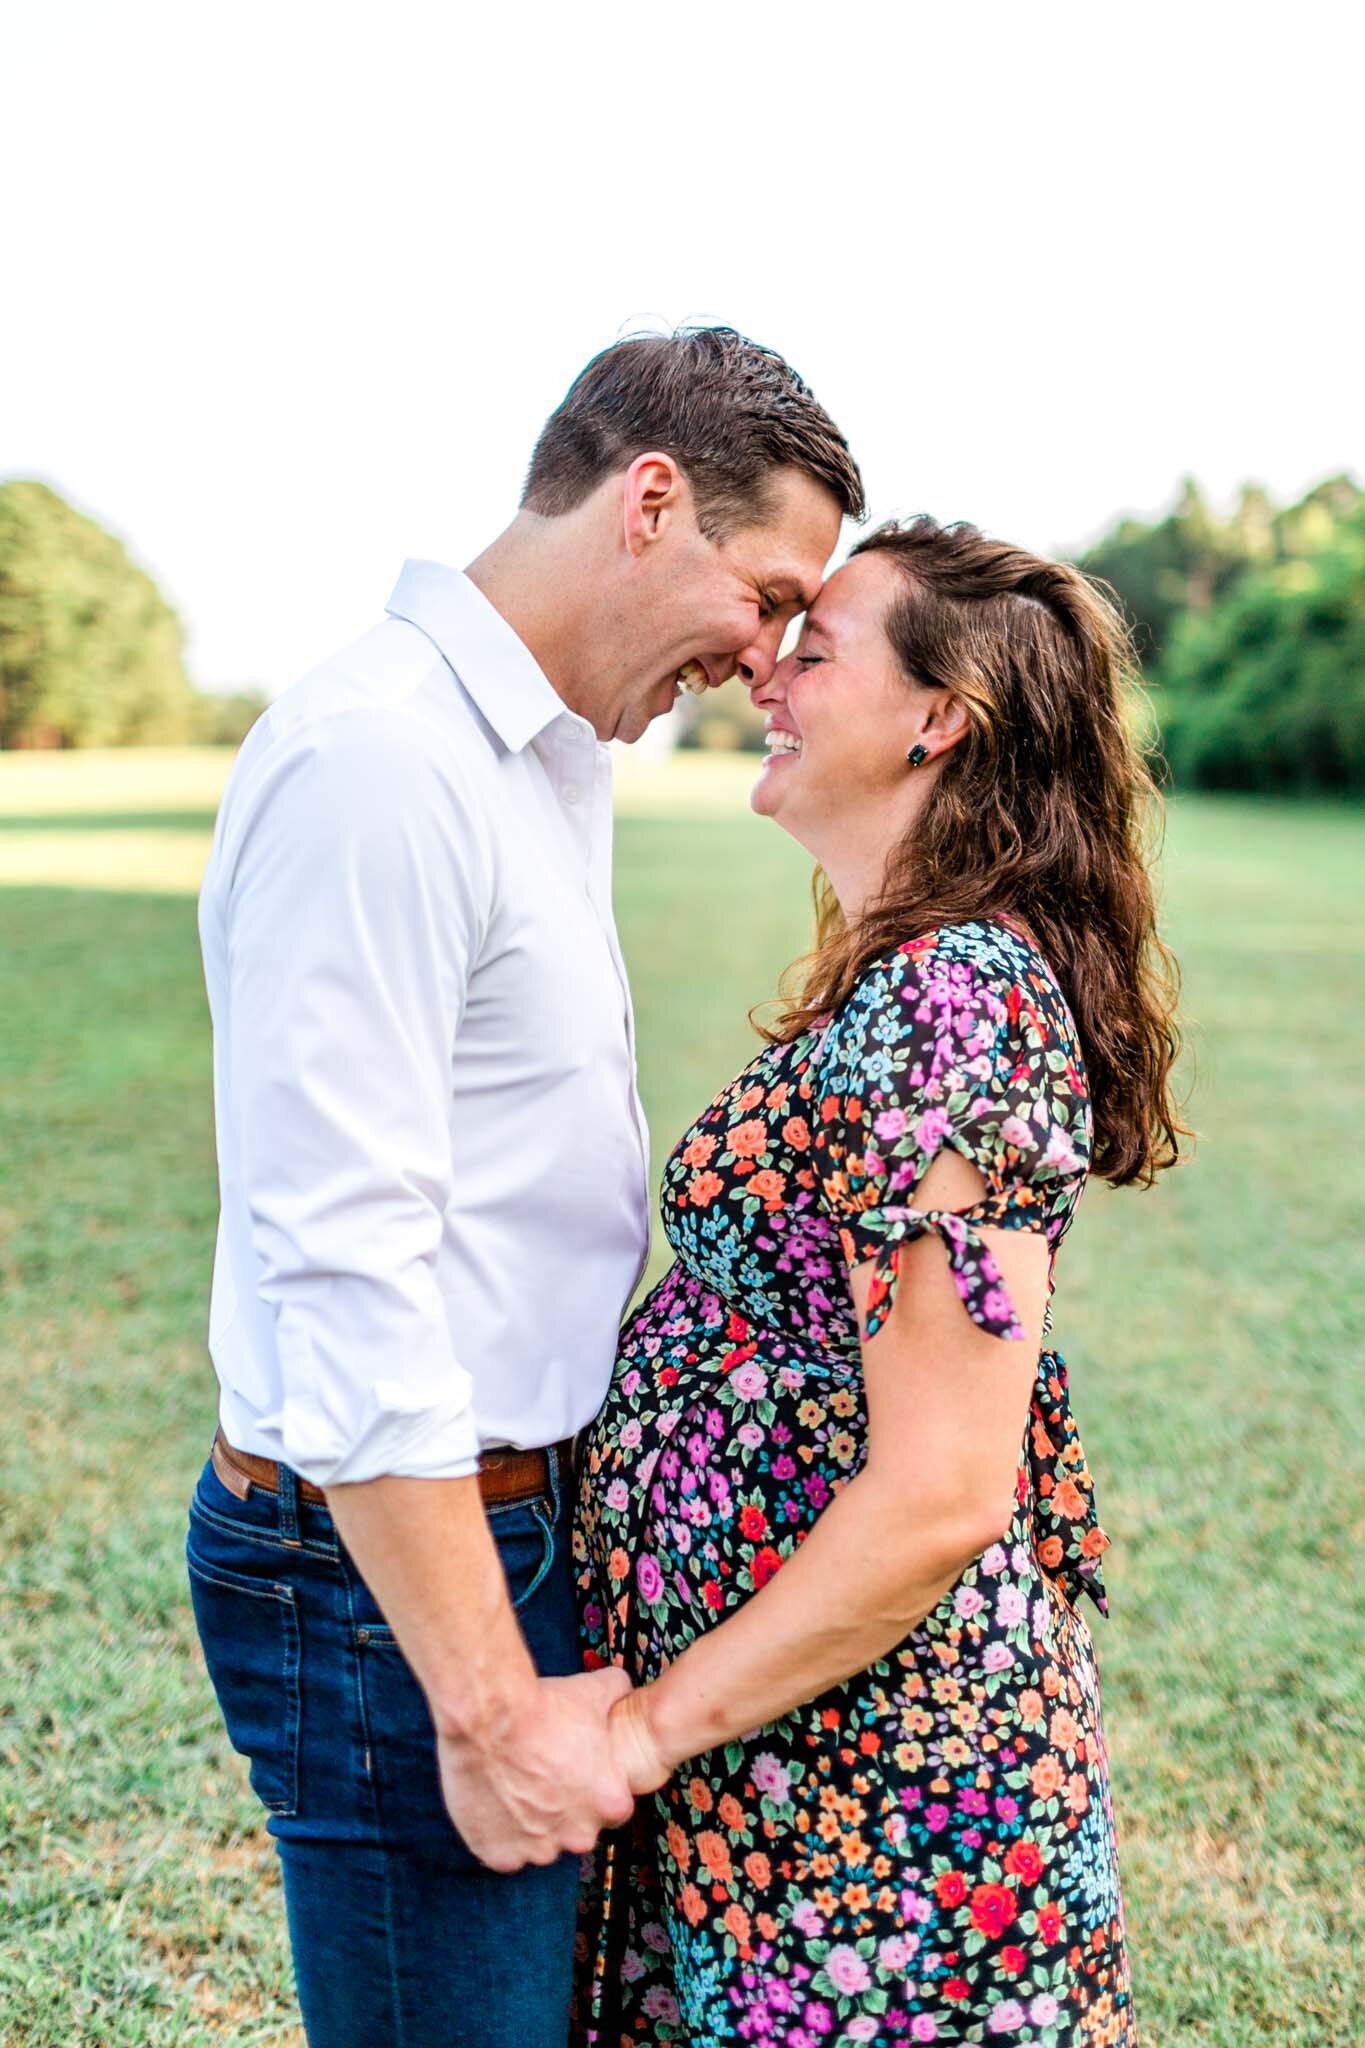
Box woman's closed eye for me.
[795,654,825,668]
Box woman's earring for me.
[906,743,929,768]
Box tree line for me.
[4,473,1362,792]
[1079,473,1363,795]
[0,480,265,749]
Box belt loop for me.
[277,1459,302,1548]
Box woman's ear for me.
[922,689,972,755]
[622,452,683,557]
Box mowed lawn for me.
[1,749,1361,2046]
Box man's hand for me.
[438,1667,638,1872]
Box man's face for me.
[611,467,844,744]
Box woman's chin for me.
[750,760,784,819]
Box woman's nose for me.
[746,649,793,709]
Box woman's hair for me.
[763,515,1186,1186]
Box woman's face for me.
[749,551,937,849]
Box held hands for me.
[607,1682,673,1798]
[437,1667,637,1873]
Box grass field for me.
[1,749,1362,2046]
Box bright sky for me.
[2,0,1358,694]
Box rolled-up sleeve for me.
[222,708,492,1486]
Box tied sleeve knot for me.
[838,1200,1029,1344]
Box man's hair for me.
[521,326,866,539]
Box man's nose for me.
[734,632,780,693]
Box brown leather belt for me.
[211,1427,573,1512]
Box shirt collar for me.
[385,559,569,754]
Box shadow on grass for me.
[0,809,221,834]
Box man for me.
[188,327,864,2045]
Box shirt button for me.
[563,783,583,804]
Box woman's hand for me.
[607,1683,673,1797]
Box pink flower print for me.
[847,2020,881,2041]
[981,1287,1016,1328]
[996,1585,1028,1627]
[636,1555,663,1603]
[911,2019,939,2043]
[1000,1115,1033,1150]
[953,1584,986,1618]
[730,1364,769,1400]
[981,1543,1008,1575]
[751,1752,792,1803]
[790,1899,825,1936]
[1029,1994,1061,2026]
[737,1422,765,1449]
[982,1642,1015,1673]
[606,1480,629,1511]
[1043,1127,1081,1172]
[915,1106,951,1152]
[825,1947,871,1996]
[642,1987,680,2023]
[874,1107,908,1141]
[878,1934,915,1970]
[987,2001,1026,2033]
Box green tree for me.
[1079,473,1364,795]
[1158,505,1365,794]
[0,480,197,747]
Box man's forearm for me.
[323,1473,537,1742]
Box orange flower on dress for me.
[679,1883,707,1927]
[727,1119,769,1160]
[696,1831,732,1883]
[744,1851,771,1889]
[681,1132,717,1169]
[688,1777,714,1814]
[723,1903,751,1945]
[718,1794,747,1831]
[688,1170,724,1208]
[782,1116,811,1150]
[1054,1478,1087,1520]
[1030,1753,1067,1798]
[748,1169,787,1207]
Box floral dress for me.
[572,921,1139,2048]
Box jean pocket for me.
[186,1540,302,1816]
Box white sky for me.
[2,0,1359,693]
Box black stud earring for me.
[906,743,929,768]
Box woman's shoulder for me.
[841,916,1064,1020]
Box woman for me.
[573,517,1182,2048]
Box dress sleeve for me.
[811,934,1089,1343]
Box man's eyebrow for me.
[765,568,823,610]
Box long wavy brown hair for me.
[761,516,1186,1186]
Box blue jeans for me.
[185,1445,581,2047]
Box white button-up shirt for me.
[197,562,652,1485]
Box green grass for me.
[1,753,1361,2045]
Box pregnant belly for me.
[576,1328,867,1680]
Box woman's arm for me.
[609,1147,1051,1792]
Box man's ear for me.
[622,452,684,558]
